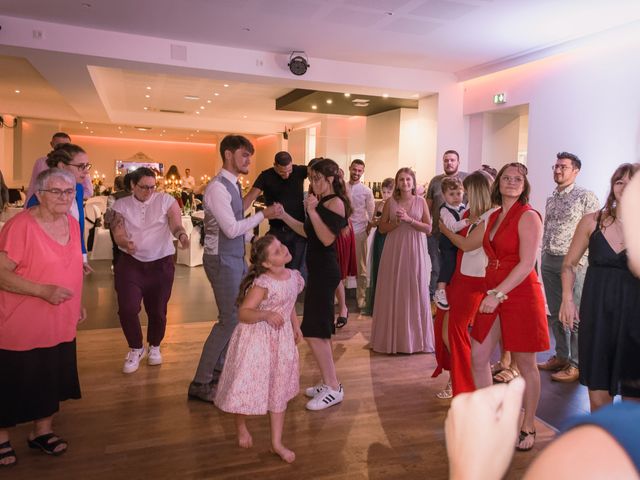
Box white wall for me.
[365,109,401,183]
[463,27,640,210]
[481,112,520,170]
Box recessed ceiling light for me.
[90,130,94,133]
[162,130,166,133]
[382,93,389,98]
[207,100,212,104]
[326,99,333,104]
[145,94,150,98]
[195,111,200,114]
[311,105,317,110]
[85,126,89,129]
[118,126,122,129]
[143,106,149,110]
[14,89,20,94]
[190,133,194,137]
[136,127,151,131]
[223,84,229,88]
[344,93,350,98]
[80,121,84,124]
[184,95,200,100]
[242,115,248,119]
[119,131,123,134]
[146,86,151,90]
[196,130,200,133]
[214,92,220,96]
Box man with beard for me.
[538,152,599,383]
[244,151,307,274]
[188,135,280,402]
[347,159,374,309]
[425,150,468,301]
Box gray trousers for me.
[541,253,587,368]
[427,234,440,299]
[192,253,247,384]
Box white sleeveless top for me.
[460,207,498,278]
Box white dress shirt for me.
[348,182,375,234]
[183,175,196,190]
[203,168,265,255]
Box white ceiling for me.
[1,0,640,140]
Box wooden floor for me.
[7,263,556,479]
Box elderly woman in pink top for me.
[0,169,85,466]
[110,167,189,374]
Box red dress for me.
[471,202,549,352]
[335,220,357,280]
[432,211,489,396]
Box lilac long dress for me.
[370,196,434,354]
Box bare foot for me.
[237,430,253,449]
[272,444,295,463]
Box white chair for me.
[84,203,103,250]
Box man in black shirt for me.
[244,151,307,273]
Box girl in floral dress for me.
[214,235,304,463]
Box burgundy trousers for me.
[114,253,175,349]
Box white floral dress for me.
[214,269,304,414]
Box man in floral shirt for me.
[538,152,600,382]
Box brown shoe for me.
[551,365,579,383]
[537,355,568,372]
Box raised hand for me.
[304,193,319,211]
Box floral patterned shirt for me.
[542,183,600,258]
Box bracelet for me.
[487,289,508,302]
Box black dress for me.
[301,194,348,339]
[579,214,640,397]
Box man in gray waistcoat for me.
[188,135,280,402]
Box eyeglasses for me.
[69,162,92,171]
[501,176,524,183]
[552,165,574,172]
[135,184,157,191]
[39,188,75,198]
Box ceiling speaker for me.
[288,51,309,76]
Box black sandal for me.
[515,430,536,451]
[0,441,17,467]
[27,433,68,456]
[336,313,348,329]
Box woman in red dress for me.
[471,163,548,451]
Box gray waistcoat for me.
[204,175,245,257]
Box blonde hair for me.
[463,171,493,219]
[393,168,417,199]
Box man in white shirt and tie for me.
[347,159,375,309]
[188,135,280,402]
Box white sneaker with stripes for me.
[305,384,344,410]
[304,383,328,398]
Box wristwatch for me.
[487,289,508,302]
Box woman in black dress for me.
[277,158,351,411]
[560,163,640,411]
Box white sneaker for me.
[304,383,328,398]
[123,347,146,374]
[148,345,162,366]
[305,384,344,411]
[434,289,450,310]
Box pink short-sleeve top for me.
[0,210,83,351]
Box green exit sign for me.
[493,93,507,104]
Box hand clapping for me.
[304,193,319,211]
